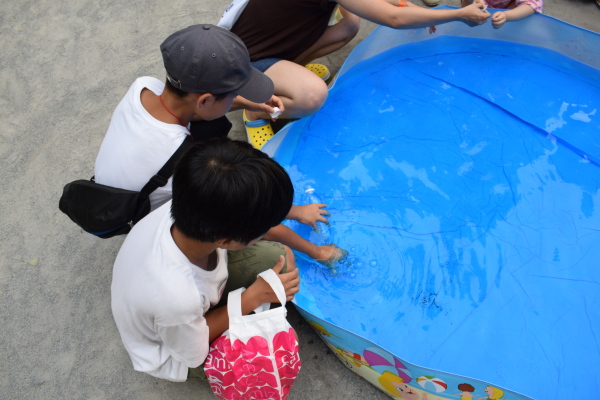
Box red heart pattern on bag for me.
[204,328,301,400]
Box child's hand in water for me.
[492,11,507,28]
[288,203,330,231]
[315,244,349,268]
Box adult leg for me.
[245,9,360,121]
[245,60,329,121]
[294,7,361,66]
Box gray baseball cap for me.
[160,24,274,103]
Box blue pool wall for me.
[262,10,600,400]
[264,8,600,160]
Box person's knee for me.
[298,79,328,115]
[259,241,294,272]
[283,245,296,272]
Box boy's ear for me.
[195,93,213,110]
[215,238,232,248]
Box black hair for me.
[164,77,229,101]
[171,138,294,244]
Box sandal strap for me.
[244,118,271,128]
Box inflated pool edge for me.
[262,10,599,400]
[295,308,532,399]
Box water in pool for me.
[277,35,600,399]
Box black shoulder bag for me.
[59,138,193,239]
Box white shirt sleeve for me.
[157,316,210,368]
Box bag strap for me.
[257,269,287,306]
[226,270,287,319]
[227,288,246,319]
[140,136,194,195]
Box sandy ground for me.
[0,0,598,399]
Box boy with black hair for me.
[94,24,345,265]
[111,137,300,381]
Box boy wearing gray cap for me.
[93,24,344,265]
[95,24,276,211]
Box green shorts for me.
[217,240,288,308]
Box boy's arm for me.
[286,203,329,228]
[263,224,320,259]
[230,94,285,119]
[204,256,300,342]
[337,0,489,29]
[203,287,267,343]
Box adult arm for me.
[337,0,489,29]
[204,256,300,342]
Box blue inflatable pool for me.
[264,9,600,400]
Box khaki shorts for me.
[217,240,288,308]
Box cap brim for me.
[234,67,274,104]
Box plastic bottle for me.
[304,187,330,242]
[303,187,341,276]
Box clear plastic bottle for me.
[303,187,341,276]
[304,187,330,241]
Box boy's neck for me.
[170,224,218,270]
[141,88,194,127]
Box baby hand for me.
[492,11,507,28]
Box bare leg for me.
[264,224,344,262]
[245,61,329,120]
[294,7,361,66]
[284,244,297,272]
[245,9,360,121]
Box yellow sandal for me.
[243,110,275,150]
[305,64,331,81]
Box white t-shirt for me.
[94,77,190,210]
[111,201,228,381]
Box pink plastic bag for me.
[204,269,301,400]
